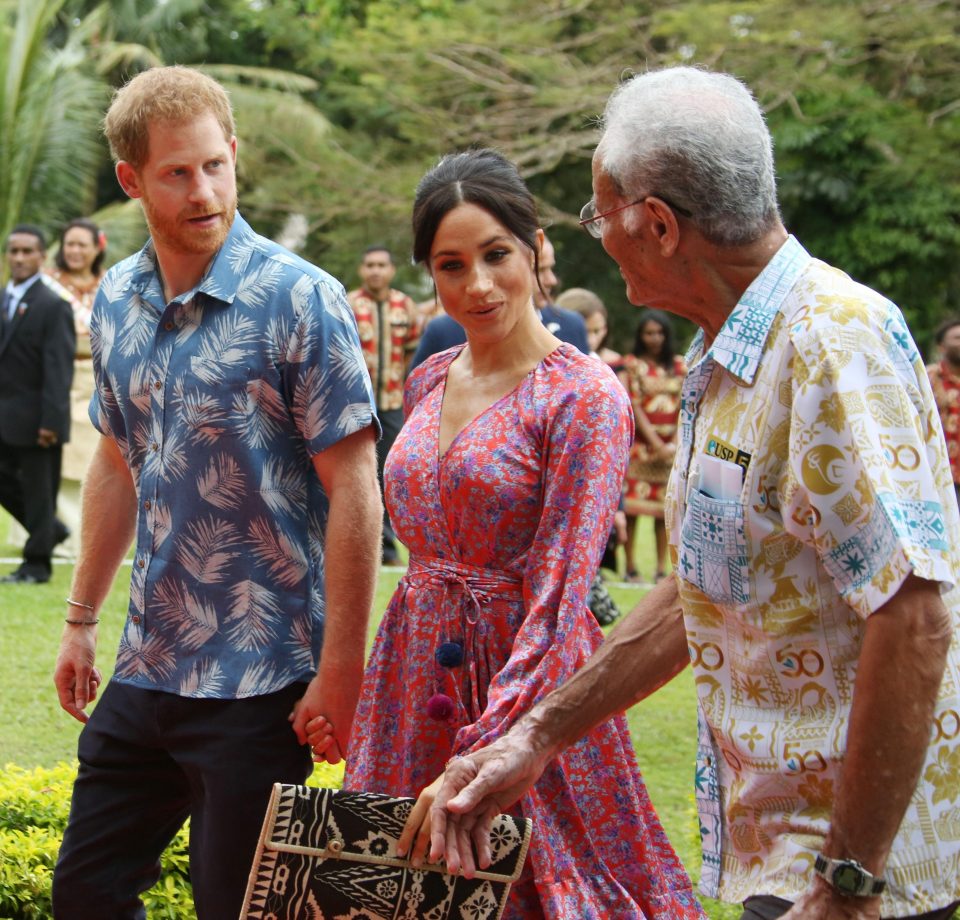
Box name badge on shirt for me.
[705,434,752,473]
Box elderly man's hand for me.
[427,731,549,876]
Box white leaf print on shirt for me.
[179,658,226,697]
[293,365,330,442]
[93,312,115,366]
[119,294,158,359]
[176,515,242,584]
[197,454,247,510]
[179,391,228,446]
[237,660,294,698]
[150,501,173,551]
[234,377,288,449]
[226,579,282,652]
[117,630,177,681]
[237,260,285,310]
[337,403,373,435]
[249,516,308,589]
[259,457,307,517]
[153,576,220,651]
[189,311,258,385]
[329,330,371,391]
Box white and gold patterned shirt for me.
[666,235,960,912]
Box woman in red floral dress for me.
[313,150,702,918]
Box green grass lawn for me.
[0,513,736,918]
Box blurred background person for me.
[555,285,625,619]
[347,245,420,566]
[45,218,107,551]
[927,315,960,510]
[0,225,75,583]
[555,286,622,368]
[619,309,685,583]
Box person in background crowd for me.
[619,309,685,583]
[409,230,589,369]
[45,218,108,548]
[555,286,622,368]
[552,286,626,622]
[927,315,960,510]
[0,225,75,584]
[311,148,703,919]
[428,66,960,920]
[51,65,381,920]
[347,245,420,565]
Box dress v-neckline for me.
[435,344,563,463]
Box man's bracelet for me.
[65,597,95,611]
[65,618,99,626]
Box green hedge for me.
[0,761,345,919]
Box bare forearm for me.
[69,437,137,611]
[317,475,381,677]
[519,575,689,760]
[825,575,952,873]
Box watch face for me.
[834,863,864,894]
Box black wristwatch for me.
[814,854,886,897]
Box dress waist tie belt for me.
[401,555,523,723]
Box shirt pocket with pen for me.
[677,455,751,606]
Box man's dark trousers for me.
[52,680,312,919]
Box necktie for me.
[0,290,10,336]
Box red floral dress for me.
[345,343,703,919]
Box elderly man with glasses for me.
[418,66,960,920]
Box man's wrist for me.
[814,854,886,898]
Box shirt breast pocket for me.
[677,488,751,606]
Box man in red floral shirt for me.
[927,316,960,510]
[348,246,420,564]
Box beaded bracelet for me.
[65,618,100,626]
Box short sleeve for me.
[784,304,957,617]
[284,275,378,455]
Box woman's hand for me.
[396,774,445,868]
[290,709,339,763]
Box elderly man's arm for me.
[428,574,690,874]
[290,425,381,764]
[783,573,953,920]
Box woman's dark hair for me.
[632,309,676,371]
[412,148,542,294]
[55,218,105,275]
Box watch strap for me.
[814,854,887,897]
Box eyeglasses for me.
[578,196,692,238]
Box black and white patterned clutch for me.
[240,783,533,920]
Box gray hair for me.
[597,66,780,246]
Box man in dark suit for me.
[0,225,75,583]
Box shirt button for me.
[164,321,174,331]
[151,442,159,451]
[154,381,162,390]
[144,500,151,510]
[131,615,141,624]
[137,559,145,568]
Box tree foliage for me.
[0,0,107,246]
[5,0,958,350]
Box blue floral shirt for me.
[89,213,377,699]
